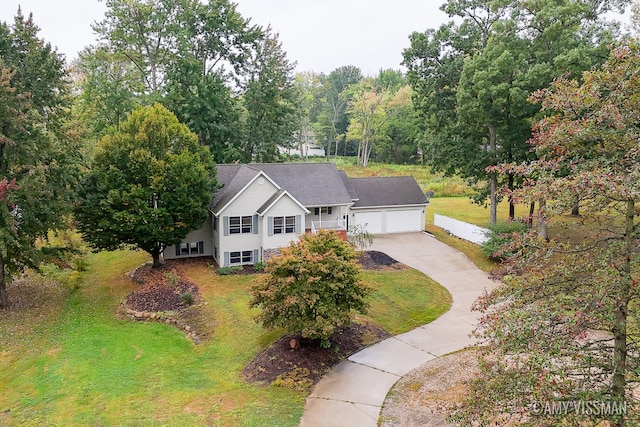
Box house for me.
[164,163,428,266]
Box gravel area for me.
[380,349,479,427]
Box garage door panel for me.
[353,212,383,234]
[387,210,422,233]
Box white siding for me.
[164,215,213,260]
[262,195,307,250]
[217,178,278,264]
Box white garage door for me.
[353,211,383,234]
[386,209,423,233]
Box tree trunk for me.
[508,173,515,221]
[528,201,535,229]
[538,198,548,241]
[489,126,497,225]
[0,253,6,309]
[151,248,162,269]
[571,196,580,216]
[490,172,497,225]
[611,200,634,427]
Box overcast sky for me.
[0,1,631,76]
[0,0,449,76]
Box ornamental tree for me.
[250,230,371,347]
[456,42,640,427]
[74,103,216,268]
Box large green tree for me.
[163,0,262,162]
[458,41,640,427]
[74,45,144,138]
[404,0,629,224]
[0,10,80,308]
[75,104,216,268]
[240,29,300,162]
[345,78,391,167]
[314,65,363,158]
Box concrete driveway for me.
[298,232,497,427]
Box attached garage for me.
[386,208,423,233]
[348,177,428,234]
[352,211,383,234]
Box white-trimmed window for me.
[175,241,204,256]
[268,215,300,236]
[224,215,257,235]
[227,249,257,265]
[273,216,295,234]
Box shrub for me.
[250,230,371,347]
[165,270,180,287]
[271,367,313,390]
[180,292,195,306]
[253,261,265,272]
[217,266,243,275]
[481,221,528,261]
[347,224,374,250]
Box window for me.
[229,250,253,265]
[241,216,252,233]
[176,241,204,256]
[190,242,200,254]
[273,216,296,234]
[273,217,283,234]
[227,216,254,234]
[269,215,300,236]
[314,207,333,215]
[285,216,295,233]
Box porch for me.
[310,218,347,233]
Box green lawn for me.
[426,196,532,228]
[0,249,451,426]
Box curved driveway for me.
[298,232,497,427]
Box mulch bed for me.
[242,250,402,389]
[126,261,200,312]
[358,250,404,270]
[124,251,404,388]
[243,322,391,389]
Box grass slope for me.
[0,250,450,426]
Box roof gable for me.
[211,165,280,215]
[256,189,310,216]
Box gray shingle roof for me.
[246,163,353,207]
[210,164,262,213]
[338,170,359,201]
[349,176,427,208]
[211,163,354,214]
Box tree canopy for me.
[458,41,640,426]
[404,0,629,223]
[0,10,79,307]
[74,103,216,268]
[250,230,370,348]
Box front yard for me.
[0,248,450,426]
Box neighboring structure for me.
[165,163,428,266]
[279,143,326,158]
